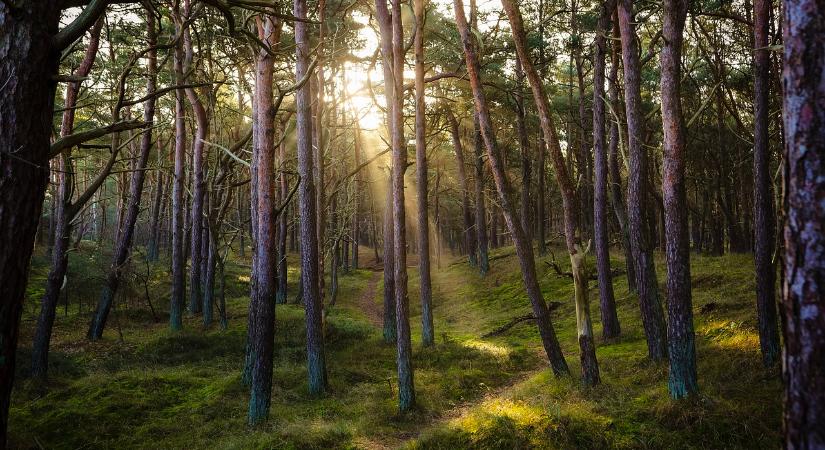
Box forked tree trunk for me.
[617,0,668,361]
[781,0,825,446]
[414,0,435,347]
[592,0,621,341]
[661,0,698,398]
[455,0,571,377]
[752,0,780,367]
[500,0,597,384]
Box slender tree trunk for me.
[382,178,397,343]
[170,9,187,331]
[183,0,208,315]
[781,0,825,445]
[277,123,289,304]
[446,109,477,266]
[752,0,781,368]
[607,13,636,292]
[501,0,597,383]
[456,0,571,377]
[515,59,532,243]
[295,0,328,396]
[390,0,416,411]
[592,0,621,341]
[31,16,103,377]
[414,0,434,347]
[617,0,668,361]
[352,121,362,270]
[661,0,698,398]
[247,15,282,425]
[89,13,158,341]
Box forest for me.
[0,0,823,448]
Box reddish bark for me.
[781,0,825,445]
[455,0,570,377]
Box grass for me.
[9,242,780,449]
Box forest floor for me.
[9,242,781,449]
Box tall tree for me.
[295,0,328,396]
[455,0,571,377]
[500,0,598,384]
[617,0,668,361]
[183,0,209,316]
[32,17,105,377]
[592,0,621,341]
[781,0,825,445]
[247,14,282,424]
[414,0,435,347]
[470,0,489,276]
[446,108,477,266]
[170,3,188,331]
[89,12,160,340]
[661,0,698,397]
[0,0,111,442]
[390,0,416,411]
[752,0,781,367]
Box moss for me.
[10,245,781,449]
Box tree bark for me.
[607,12,637,293]
[617,0,668,361]
[89,12,158,341]
[500,0,597,384]
[661,0,698,398]
[170,7,187,331]
[446,109,478,266]
[781,0,825,446]
[592,0,621,341]
[390,0,416,411]
[456,0,571,377]
[414,0,435,347]
[752,0,781,367]
[31,16,104,378]
[295,0,328,397]
[247,15,282,425]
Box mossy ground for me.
[10,242,780,449]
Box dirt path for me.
[354,270,383,328]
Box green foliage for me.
[10,246,779,449]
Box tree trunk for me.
[781,1,825,445]
[515,59,532,243]
[592,0,621,341]
[170,9,187,332]
[661,0,698,398]
[277,123,289,304]
[607,12,636,293]
[446,109,477,266]
[456,0,571,377]
[89,12,158,341]
[31,16,103,378]
[183,0,208,316]
[382,177,397,343]
[617,0,668,361]
[295,1,328,397]
[752,0,781,368]
[414,0,434,347]
[247,15,282,425]
[389,0,416,411]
